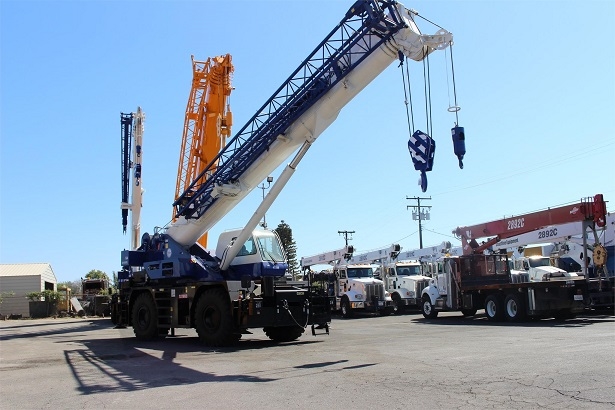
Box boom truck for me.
[112,0,457,346]
[346,242,452,313]
[301,245,395,318]
[420,195,608,322]
[491,212,614,308]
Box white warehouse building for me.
[0,263,58,317]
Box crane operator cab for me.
[216,229,288,280]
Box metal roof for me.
[0,263,55,278]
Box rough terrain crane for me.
[301,244,395,317]
[113,0,456,346]
[420,194,607,322]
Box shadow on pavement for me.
[410,312,614,327]
[0,319,111,341]
[62,326,344,394]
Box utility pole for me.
[338,230,355,246]
[406,196,431,249]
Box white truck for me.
[510,255,580,282]
[349,243,452,313]
[301,246,394,318]
[420,195,607,322]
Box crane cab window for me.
[237,237,257,256]
[256,235,285,262]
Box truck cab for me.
[512,256,578,282]
[382,261,431,312]
[332,264,393,318]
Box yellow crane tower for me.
[174,54,234,247]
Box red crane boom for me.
[453,194,607,255]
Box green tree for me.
[25,290,62,303]
[275,220,299,278]
[57,280,82,295]
[85,269,109,281]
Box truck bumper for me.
[350,300,393,311]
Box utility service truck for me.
[301,246,394,318]
[420,195,607,322]
[112,0,458,345]
[348,242,451,313]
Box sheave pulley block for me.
[408,130,436,192]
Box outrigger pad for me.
[311,323,330,336]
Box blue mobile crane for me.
[111,0,457,346]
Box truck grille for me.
[365,283,385,300]
[415,278,429,295]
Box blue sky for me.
[1,0,614,282]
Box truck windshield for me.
[256,234,285,263]
[397,266,422,276]
[347,267,374,278]
[528,258,551,268]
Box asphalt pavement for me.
[1,310,614,409]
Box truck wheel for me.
[461,308,477,317]
[341,298,353,319]
[264,326,304,342]
[421,296,438,319]
[132,293,158,340]
[484,294,504,322]
[392,294,404,315]
[504,293,526,322]
[194,288,236,347]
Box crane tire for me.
[132,293,158,340]
[194,288,236,347]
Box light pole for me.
[258,176,274,228]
